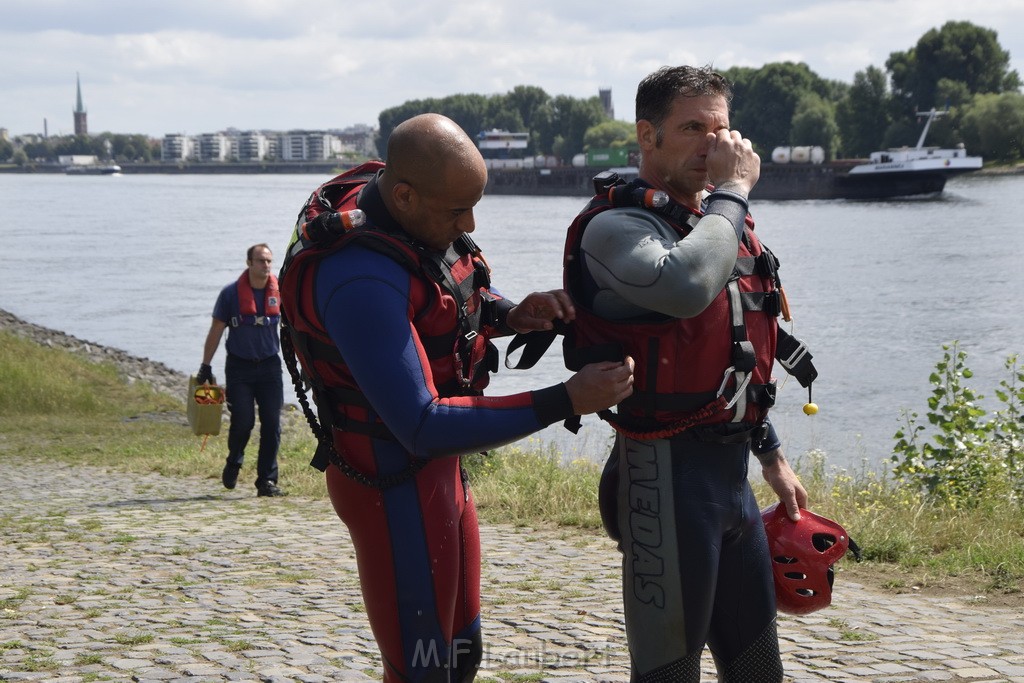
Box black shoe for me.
[221,463,240,490]
[257,481,287,497]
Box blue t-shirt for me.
[212,281,280,361]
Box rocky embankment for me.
[0,308,188,400]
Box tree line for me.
[377,20,1023,163]
[0,132,157,167]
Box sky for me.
[2,0,1023,139]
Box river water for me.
[2,172,1021,471]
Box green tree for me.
[531,95,607,159]
[436,93,489,142]
[20,140,52,161]
[482,96,525,136]
[887,21,1021,117]
[730,62,831,155]
[583,120,635,150]
[960,92,1024,161]
[0,138,12,162]
[789,93,839,157]
[53,135,93,156]
[836,66,892,157]
[377,92,518,157]
[376,98,443,157]
[12,148,28,166]
[720,66,758,114]
[503,85,550,132]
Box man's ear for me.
[637,120,657,150]
[391,181,416,212]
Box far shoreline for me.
[2,160,1023,176]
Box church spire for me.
[73,72,88,136]
[75,72,85,113]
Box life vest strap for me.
[601,396,728,441]
[620,382,776,414]
[504,319,573,371]
[230,314,281,328]
[739,291,782,317]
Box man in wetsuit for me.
[282,113,634,682]
[564,66,808,681]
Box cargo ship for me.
[482,109,983,201]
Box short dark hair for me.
[635,65,733,143]
[246,243,272,261]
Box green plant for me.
[892,342,1022,507]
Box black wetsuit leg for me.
[599,434,783,682]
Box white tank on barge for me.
[770,146,825,165]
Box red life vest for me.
[279,162,501,478]
[232,272,280,327]
[564,177,793,437]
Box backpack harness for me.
[508,171,817,442]
[278,162,499,488]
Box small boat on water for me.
[64,163,122,176]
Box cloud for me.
[1,0,1021,137]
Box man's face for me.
[247,247,273,279]
[400,163,486,251]
[640,94,730,200]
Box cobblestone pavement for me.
[2,457,1023,683]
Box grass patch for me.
[463,448,603,528]
[216,637,253,652]
[114,632,154,646]
[826,617,879,642]
[1,329,1022,599]
[0,588,31,611]
[19,654,59,671]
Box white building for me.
[279,131,338,161]
[198,133,230,162]
[161,134,195,162]
[238,131,270,161]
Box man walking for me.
[198,243,286,497]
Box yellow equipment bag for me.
[187,375,225,437]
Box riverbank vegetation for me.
[1,330,1021,603]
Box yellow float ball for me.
[803,403,819,415]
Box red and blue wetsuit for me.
[290,172,576,682]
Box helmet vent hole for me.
[795,588,816,597]
[774,555,798,564]
[783,571,807,581]
[812,533,837,552]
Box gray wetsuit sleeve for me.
[580,203,742,319]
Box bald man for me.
[280,114,634,682]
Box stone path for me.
[2,457,1023,683]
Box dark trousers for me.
[225,353,283,487]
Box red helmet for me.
[761,503,850,615]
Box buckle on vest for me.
[717,366,752,410]
[779,338,810,372]
[463,330,478,341]
[255,315,267,326]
